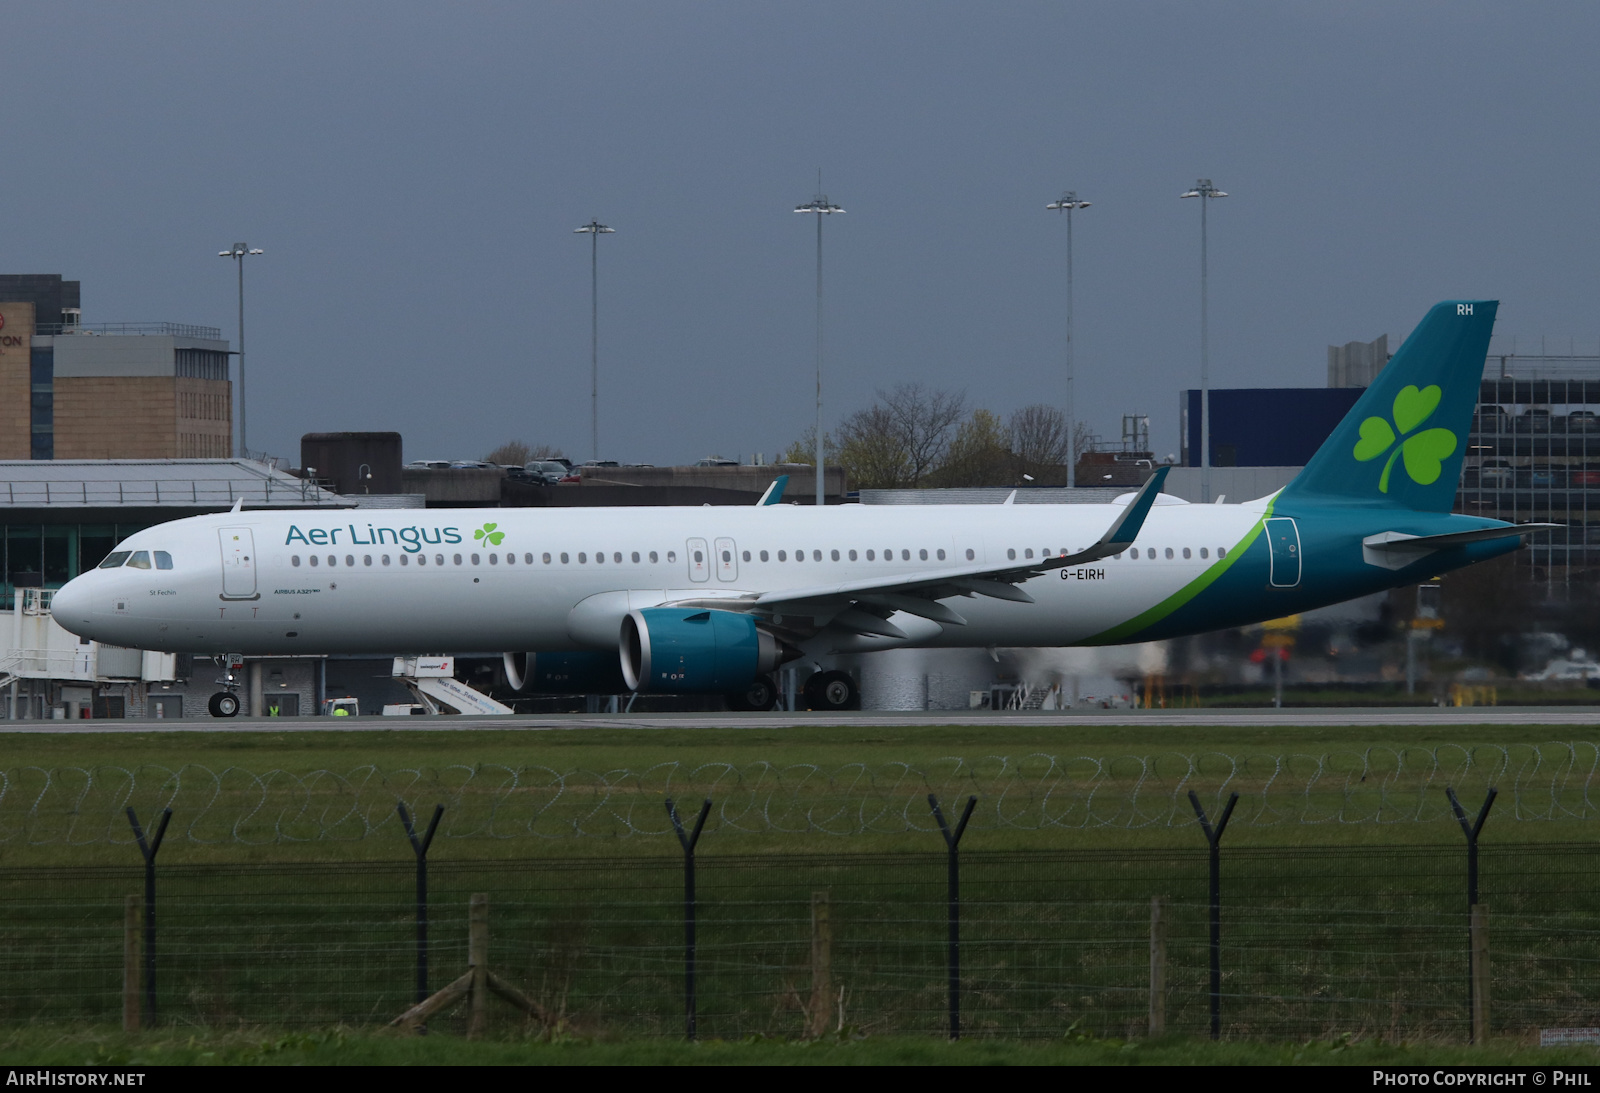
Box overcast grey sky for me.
[3,3,1598,466]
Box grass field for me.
[4,1026,1598,1067]
[2,721,1595,864]
[1,722,1597,1052]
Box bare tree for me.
[1009,404,1070,481]
[835,404,912,489]
[879,383,966,486]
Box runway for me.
[3,706,1598,733]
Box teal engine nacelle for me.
[620,607,784,693]
[503,650,628,694]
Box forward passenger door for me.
[686,538,711,582]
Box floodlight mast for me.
[217,244,264,460]
[574,220,615,463]
[1046,192,1091,489]
[1180,179,1227,503]
[795,189,844,506]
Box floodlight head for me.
[218,251,233,257]
[249,248,264,255]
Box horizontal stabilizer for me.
[1362,523,1558,570]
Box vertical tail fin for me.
[1281,300,1495,512]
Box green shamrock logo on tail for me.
[473,522,505,546]
[1353,385,1458,492]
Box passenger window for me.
[965,549,975,561]
[560,553,569,564]
[1218,547,1227,558]
[742,551,751,562]
[399,554,409,566]
[901,549,910,561]
[1182,547,1191,559]
[1007,548,1016,560]
[127,551,152,569]
[346,555,355,567]
[831,549,840,561]
[328,555,337,567]
[613,552,622,564]
[1129,548,1139,560]
[99,551,132,569]
[526,553,536,564]
[919,549,929,561]
[291,555,301,567]
[760,550,769,562]
[795,550,805,563]
[1165,548,1174,560]
[633,552,642,563]
[453,554,463,565]
[866,549,875,561]
[595,551,604,564]
[1024,548,1033,559]
[937,549,946,560]
[154,551,173,570]
[474,554,483,565]
[310,555,320,567]
[382,555,391,566]
[848,549,858,561]
[650,551,659,563]
[667,551,677,562]
[884,548,893,559]
[489,553,498,565]
[364,555,373,566]
[578,553,587,563]
[1199,548,1209,559]
[435,554,445,566]
[778,550,787,561]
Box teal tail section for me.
[1282,300,1496,513]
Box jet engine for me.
[620,607,787,693]
[502,650,629,694]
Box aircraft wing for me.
[665,467,1170,638]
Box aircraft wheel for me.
[726,675,778,712]
[808,670,859,712]
[208,692,240,718]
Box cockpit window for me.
[154,551,173,570]
[98,551,132,569]
[126,551,152,570]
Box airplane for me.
[51,300,1550,716]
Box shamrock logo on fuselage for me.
[473,522,505,546]
[1352,385,1458,493]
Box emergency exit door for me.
[1266,517,1301,588]
[219,527,258,599]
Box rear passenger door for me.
[715,537,738,581]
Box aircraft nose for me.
[50,578,93,634]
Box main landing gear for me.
[724,675,779,712]
[802,670,859,712]
[208,653,244,718]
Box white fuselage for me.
[51,500,1267,657]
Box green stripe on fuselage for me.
[1082,499,1276,646]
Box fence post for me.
[398,803,445,1007]
[808,890,833,1038]
[1188,790,1239,1041]
[125,806,171,1028]
[467,893,489,1040]
[928,793,978,1042]
[1446,785,1497,1044]
[667,797,712,1041]
[1149,895,1167,1037]
[122,894,141,1033]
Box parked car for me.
[695,458,739,467]
[406,459,451,470]
[1571,411,1599,433]
[1573,468,1600,488]
[1477,458,1513,488]
[1520,408,1552,434]
[449,460,496,469]
[522,460,570,485]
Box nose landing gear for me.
[208,653,245,718]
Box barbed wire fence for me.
[2,742,1598,845]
